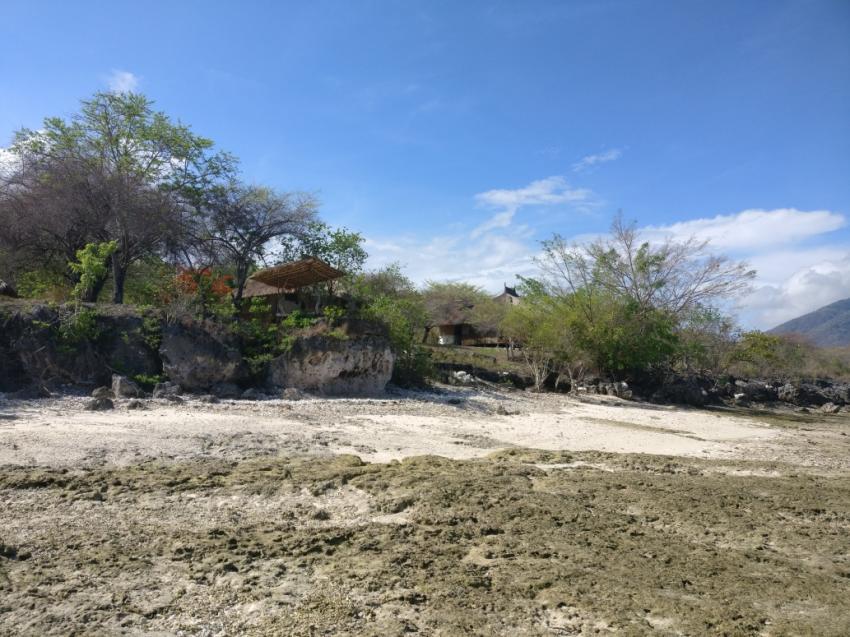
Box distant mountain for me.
[769,298,850,347]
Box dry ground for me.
[1,387,848,635]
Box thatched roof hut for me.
[242,257,345,299]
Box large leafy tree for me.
[420,281,490,340]
[4,91,232,303]
[194,182,318,308]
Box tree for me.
[420,281,490,342]
[349,263,417,301]
[196,181,318,308]
[537,215,755,320]
[530,215,755,378]
[500,279,588,390]
[69,241,118,301]
[0,151,111,299]
[6,91,232,303]
[276,221,367,295]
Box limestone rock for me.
[111,374,141,398]
[268,323,393,396]
[152,381,180,399]
[240,387,267,400]
[281,387,304,401]
[211,382,241,399]
[821,402,841,414]
[91,386,114,399]
[85,397,114,411]
[158,322,246,392]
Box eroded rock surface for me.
[158,321,247,392]
[268,321,394,396]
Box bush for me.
[361,295,431,386]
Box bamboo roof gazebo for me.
[243,256,345,300]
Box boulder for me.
[126,399,147,410]
[735,380,777,403]
[240,387,267,400]
[85,397,114,411]
[211,382,241,399]
[6,385,51,400]
[653,377,708,407]
[152,381,181,399]
[91,386,114,399]
[821,402,841,414]
[451,370,475,385]
[777,383,829,407]
[158,321,246,392]
[198,394,220,404]
[0,280,18,298]
[281,387,304,401]
[111,374,141,398]
[267,322,393,396]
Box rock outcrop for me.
[267,320,393,396]
[0,302,161,392]
[158,321,247,392]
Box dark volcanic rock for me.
[735,380,778,403]
[653,376,709,407]
[777,383,829,407]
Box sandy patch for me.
[0,387,788,468]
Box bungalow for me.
[432,284,521,346]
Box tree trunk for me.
[232,263,249,312]
[111,255,127,304]
[81,272,109,303]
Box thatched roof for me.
[245,257,344,296]
[242,278,289,299]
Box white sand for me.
[0,387,788,468]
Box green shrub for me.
[132,373,166,390]
[361,295,431,386]
[58,307,100,349]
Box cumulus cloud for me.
[572,148,622,172]
[471,176,594,238]
[642,208,849,328]
[106,70,139,93]
[366,202,848,328]
[642,208,846,252]
[741,253,850,328]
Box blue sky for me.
[1,0,849,327]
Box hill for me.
[770,297,850,347]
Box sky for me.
[1,0,848,328]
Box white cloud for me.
[740,253,850,328]
[642,208,849,329]
[472,176,594,238]
[642,208,846,252]
[0,147,18,178]
[572,148,622,172]
[106,70,139,93]
[366,203,847,329]
[364,232,537,292]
